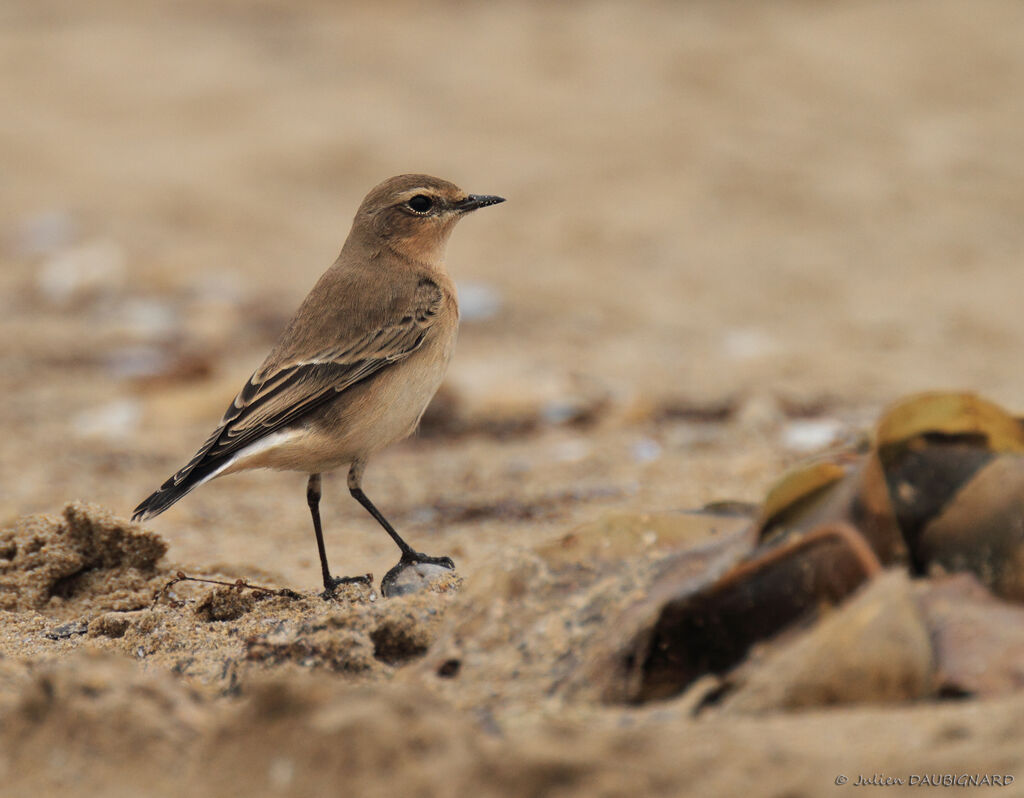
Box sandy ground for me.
[2,1,1024,795]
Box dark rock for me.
[915,457,1024,600]
[718,571,934,713]
[578,521,879,704]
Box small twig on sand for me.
[153,571,304,606]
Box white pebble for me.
[781,418,845,453]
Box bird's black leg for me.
[307,473,371,597]
[307,473,332,589]
[347,460,455,572]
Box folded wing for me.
[132,277,443,520]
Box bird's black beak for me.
[458,194,506,212]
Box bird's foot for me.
[403,550,455,570]
[320,572,373,600]
[381,550,456,598]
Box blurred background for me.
[2,0,1023,580]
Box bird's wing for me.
[132,276,444,519]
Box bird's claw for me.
[320,572,373,599]
[402,551,455,570]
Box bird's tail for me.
[132,449,227,522]
[132,480,192,522]
[132,477,195,521]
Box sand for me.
[3,1,1024,795]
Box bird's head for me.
[352,174,504,263]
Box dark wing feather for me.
[132,278,443,520]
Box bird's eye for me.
[407,195,433,213]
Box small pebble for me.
[781,418,844,453]
[382,562,459,598]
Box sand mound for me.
[0,502,167,613]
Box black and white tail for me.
[131,427,229,521]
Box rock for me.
[754,391,1024,584]
[574,520,878,704]
[43,620,89,640]
[915,456,1024,600]
[916,574,1024,697]
[718,571,934,713]
[554,521,756,705]
[381,562,462,598]
[871,391,1024,588]
[758,456,907,566]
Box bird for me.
[132,174,505,595]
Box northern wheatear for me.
[133,174,504,595]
